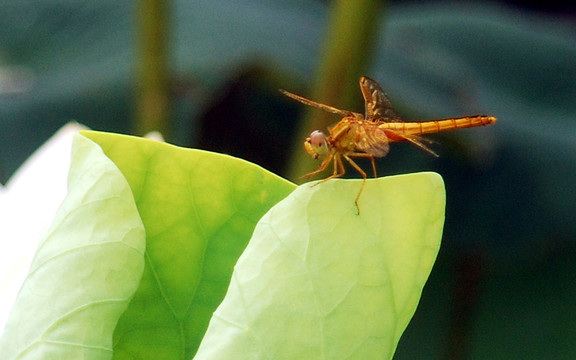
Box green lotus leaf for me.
[0,129,443,360]
[0,133,146,359]
[79,131,296,359]
[194,172,445,360]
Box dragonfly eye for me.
[309,130,326,147]
[304,130,328,159]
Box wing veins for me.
[359,76,402,122]
[279,89,356,117]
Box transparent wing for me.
[355,124,390,158]
[359,76,401,122]
[384,129,439,157]
[279,89,357,117]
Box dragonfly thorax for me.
[304,130,329,159]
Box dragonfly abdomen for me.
[379,115,497,136]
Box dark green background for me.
[1,1,574,358]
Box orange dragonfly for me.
[280,76,497,211]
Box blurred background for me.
[1,0,575,358]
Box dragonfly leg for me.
[302,153,334,179]
[346,152,378,178]
[332,155,340,177]
[315,154,346,186]
[342,155,368,214]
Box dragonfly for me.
[280,76,497,212]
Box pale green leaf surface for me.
[80,131,296,359]
[0,134,146,359]
[194,172,445,360]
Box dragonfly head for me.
[304,130,329,159]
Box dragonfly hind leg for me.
[342,154,369,215]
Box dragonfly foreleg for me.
[302,153,334,180]
[314,154,346,186]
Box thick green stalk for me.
[286,0,386,182]
[134,0,171,138]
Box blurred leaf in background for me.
[0,0,575,358]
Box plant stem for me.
[134,0,171,138]
[285,0,386,182]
